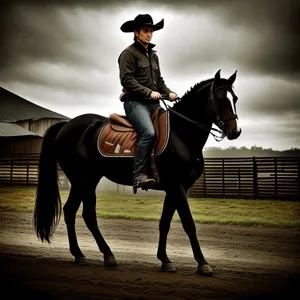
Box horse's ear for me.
[214,69,221,80]
[228,70,237,85]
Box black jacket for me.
[118,42,172,99]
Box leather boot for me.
[132,146,155,189]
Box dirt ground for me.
[0,212,299,300]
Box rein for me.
[160,81,238,142]
[160,98,225,141]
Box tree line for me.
[203,146,300,158]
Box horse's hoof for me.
[75,257,89,266]
[161,262,176,272]
[196,264,213,276]
[104,255,118,267]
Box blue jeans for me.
[124,100,160,148]
[124,99,160,181]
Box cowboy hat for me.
[120,14,164,33]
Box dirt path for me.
[0,212,299,299]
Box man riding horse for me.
[33,14,242,276]
[118,14,177,191]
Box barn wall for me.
[0,118,68,158]
[0,136,42,157]
[16,118,67,136]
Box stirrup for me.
[133,176,155,194]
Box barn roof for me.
[0,87,70,122]
[0,122,41,137]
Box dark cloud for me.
[0,4,121,92]
[171,0,300,78]
[161,0,300,78]
[151,0,300,34]
[0,5,109,70]
[1,0,299,78]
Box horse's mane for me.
[176,76,234,105]
[173,78,213,110]
[182,79,212,100]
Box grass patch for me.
[0,185,299,227]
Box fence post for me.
[26,159,30,184]
[10,160,13,184]
[222,158,225,197]
[238,168,241,197]
[298,160,300,197]
[253,156,258,199]
[203,163,206,197]
[274,157,278,198]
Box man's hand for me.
[150,91,161,100]
[169,92,177,102]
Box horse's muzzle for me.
[227,127,242,140]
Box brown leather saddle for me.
[97,107,170,184]
[98,107,169,157]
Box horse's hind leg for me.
[63,186,87,265]
[81,184,117,267]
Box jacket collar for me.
[134,41,156,54]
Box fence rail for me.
[0,158,39,185]
[190,157,300,199]
[0,156,299,199]
[0,157,68,187]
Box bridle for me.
[208,80,238,127]
[160,80,239,142]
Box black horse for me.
[34,70,241,276]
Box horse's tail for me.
[33,121,68,243]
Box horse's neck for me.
[172,86,213,131]
[173,80,212,122]
[173,103,210,125]
[170,94,212,157]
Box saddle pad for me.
[97,110,170,157]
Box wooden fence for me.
[189,157,300,199]
[0,157,299,199]
[0,157,68,187]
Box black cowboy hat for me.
[120,14,164,33]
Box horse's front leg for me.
[175,184,213,276]
[157,193,177,272]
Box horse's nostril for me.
[228,128,242,140]
[235,128,242,138]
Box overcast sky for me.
[1,0,299,150]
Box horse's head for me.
[207,69,242,140]
[171,69,241,141]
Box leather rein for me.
[160,81,238,142]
